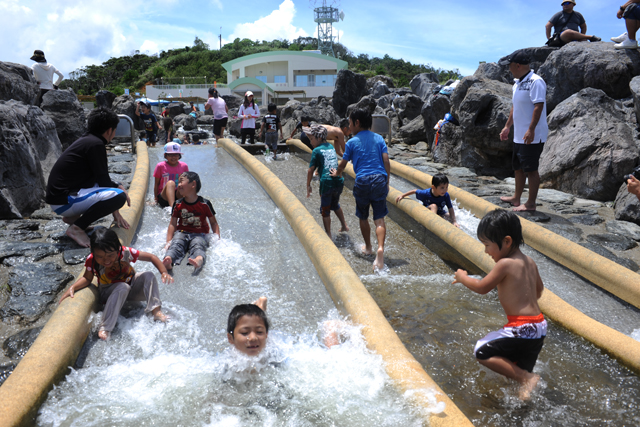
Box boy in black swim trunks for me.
[452,209,546,400]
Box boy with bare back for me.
[453,209,546,400]
[163,172,220,272]
[320,124,347,156]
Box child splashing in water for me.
[59,228,173,340]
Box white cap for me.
[245,91,254,97]
[164,142,182,154]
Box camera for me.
[624,166,640,182]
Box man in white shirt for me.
[498,50,549,212]
[30,50,64,106]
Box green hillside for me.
[61,37,462,96]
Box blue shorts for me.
[624,3,640,20]
[320,186,343,217]
[353,174,388,221]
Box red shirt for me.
[85,246,139,285]
[172,196,216,234]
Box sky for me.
[0,0,625,79]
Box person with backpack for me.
[545,1,600,47]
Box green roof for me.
[222,50,348,74]
[228,77,275,94]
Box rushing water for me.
[266,151,640,427]
[36,145,427,426]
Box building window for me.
[255,75,267,83]
[274,75,286,83]
[316,75,337,86]
[307,74,315,87]
[295,75,308,87]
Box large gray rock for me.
[371,81,391,99]
[538,43,640,111]
[421,94,452,146]
[196,115,216,125]
[41,89,87,150]
[112,95,144,130]
[281,100,301,121]
[410,73,440,100]
[332,69,368,117]
[539,88,638,201]
[174,114,197,131]
[95,90,116,109]
[488,47,557,85]
[0,263,73,323]
[394,94,424,123]
[366,75,395,91]
[397,115,426,145]
[346,95,377,119]
[630,76,640,125]
[223,94,243,110]
[0,62,38,105]
[165,102,186,119]
[614,182,640,225]
[297,96,339,125]
[0,100,62,218]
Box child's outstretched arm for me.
[258,121,265,139]
[165,217,178,249]
[138,251,173,284]
[208,215,220,238]
[448,205,460,228]
[306,166,317,198]
[453,261,509,295]
[59,270,94,304]
[395,189,417,204]
[330,159,348,178]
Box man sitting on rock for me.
[612,0,640,49]
[545,0,601,46]
[46,107,130,247]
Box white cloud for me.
[225,0,307,44]
[140,40,159,53]
[47,13,58,22]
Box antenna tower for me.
[313,0,343,57]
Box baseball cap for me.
[498,50,530,66]
[562,0,575,5]
[245,91,254,97]
[164,142,182,154]
[302,124,328,141]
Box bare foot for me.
[373,247,384,271]
[361,244,373,256]
[500,196,521,207]
[519,373,540,400]
[188,256,203,269]
[98,330,110,340]
[253,296,268,312]
[162,256,173,271]
[66,225,90,247]
[152,307,168,323]
[339,225,349,232]
[513,203,536,212]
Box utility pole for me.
[219,27,222,50]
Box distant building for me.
[145,50,348,106]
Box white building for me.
[145,50,348,106]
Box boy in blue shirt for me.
[332,109,390,271]
[305,125,349,240]
[396,173,460,228]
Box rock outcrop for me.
[112,95,144,130]
[40,89,86,150]
[0,100,62,218]
[0,62,38,105]
[538,43,640,111]
[174,114,197,131]
[539,88,639,201]
[410,73,440,100]
[95,90,116,109]
[332,69,368,117]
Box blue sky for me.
[0,0,625,79]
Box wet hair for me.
[181,171,201,192]
[267,103,277,113]
[243,94,255,109]
[349,108,372,130]
[227,304,270,335]
[477,209,523,250]
[162,117,173,132]
[301,115,313,123]
[208,87,219,98]
[431,173,449,188]
[89,228,123,278]
[339,118,350,130]
[87,107,120,136]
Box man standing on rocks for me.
[46,107,130,247]
[545,0,600,46]
[498,51,548,213]
[612,1,640,49]
[30,50,64,107]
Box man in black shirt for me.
[46,108,130,247]
[545,0,600,45]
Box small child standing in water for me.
[59,228,173,340]
[453,209,546,400]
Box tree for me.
[193,37,209,52]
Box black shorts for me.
[475,337,545,373]
[213,118,228,137]
[157,193,170,208]
[512,143,544,173]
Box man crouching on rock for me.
[46,107,130,247]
